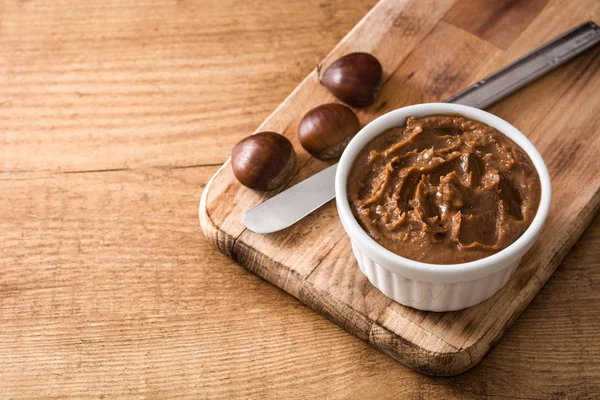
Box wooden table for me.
[1,0,598,398]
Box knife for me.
[244,21,600,234]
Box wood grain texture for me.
[2,166,599,398]
[200,0,600,377]
[0,0,374,172]
[443,0,550,49]
[1,0,599,397]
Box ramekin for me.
[335,103,551,312]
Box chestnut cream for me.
[347,115,541,264]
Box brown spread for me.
[347,115,541,264]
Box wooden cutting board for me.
[199,0,600,376]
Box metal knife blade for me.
[242,163,338,234]
[244,21,600,234]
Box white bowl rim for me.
[335,103,552,283]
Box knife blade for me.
[242,163,338,234]
[244,21,600,234]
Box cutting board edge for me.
[199,160,237,258]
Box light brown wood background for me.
[1,0,598,398]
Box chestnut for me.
[320,52,383,108]
[298,103,360,160]
[231,131,297,191]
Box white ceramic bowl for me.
[335,103,551,312]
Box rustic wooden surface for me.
[1,0,599,397]
[200,0,600,377]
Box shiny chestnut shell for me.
[321,52,383,108]
[231,131,297,191]
[298,103,360,160]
